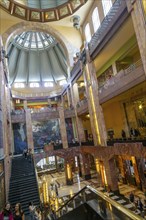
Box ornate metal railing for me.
[88,0,127,56]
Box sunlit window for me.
[59,80,67,86]
[84,23,91,43]
[14,83,25,88]
[30,82,40,88]
[44,82,53,87]
[92,7,100,32]
[102,0,112,16]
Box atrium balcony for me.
[98,59,145,103]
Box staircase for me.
[9,156,40,215]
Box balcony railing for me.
[64,107,75,118]
[11,89,62,99]
[76,98,88,115]
[11,111,25,123]
[70,59,81,78]
[88,0,128,57]
[99,59,145,103]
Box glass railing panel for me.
[56,185,143,220]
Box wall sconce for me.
[71,15,80,30]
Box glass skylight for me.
[30,82,40,88]
[14,83,25,88]
[44,82,53,87]
[14,31,56,50]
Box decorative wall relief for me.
[32,119,61,148]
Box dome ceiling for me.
[7,31,68,86]
[0,0,88,22]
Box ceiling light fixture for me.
[71,15,80,30]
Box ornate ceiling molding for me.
[0,0,88,22]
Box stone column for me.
[25,109,34,150]
[94,158,102,185]
[104,158,119,193]
[23,100,27,109]
[66,88,71,107]
[71,117,77,139]
[118,156,127,184]
[0,38,11,201]
[83,57,107,146]
[126,0,146,76]
[70,85,86,143]
[65,161,73,185]
[112,62,118,76]
[79,154,91,180]
[137,158,146,190]
[58,105,68,149]
[131,156,141,188]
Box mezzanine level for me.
[99,59,145,104]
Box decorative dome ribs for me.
[7,31,68,86]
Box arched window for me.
[92,7,100,32]
[102,0,112,16]
[84,23,91,43]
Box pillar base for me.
[112,189,120,195]
[79,171,82,177]
[84,174,91,180]
[66,179,73,185]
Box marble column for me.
[58,104,68,149]
[112,62,118,76]
[66,88,71,107]
[70,85,86,143]
[104,158,119,193]
[126,0,146,76]
[83,57,107,146]
[79,154,91,180]
[25,109,34,151]
[65,161,73,185]
[0,38,11,200]
[94,158,102,185]
[118,156,127,184]
[131,156,141,188]
[137,158,146,190]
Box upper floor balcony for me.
[64,107,75,118]
[76,98,88,115]
[98,59,145,104]
[88,0,128,59]
[70,59,81,78]
[11,109,25,123]
[11,106,76,123]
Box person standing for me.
[0,203,13,220]
[129,191,135,203]
[13,203,24,220]
[121,130,126,139]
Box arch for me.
[2,21,77,67]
